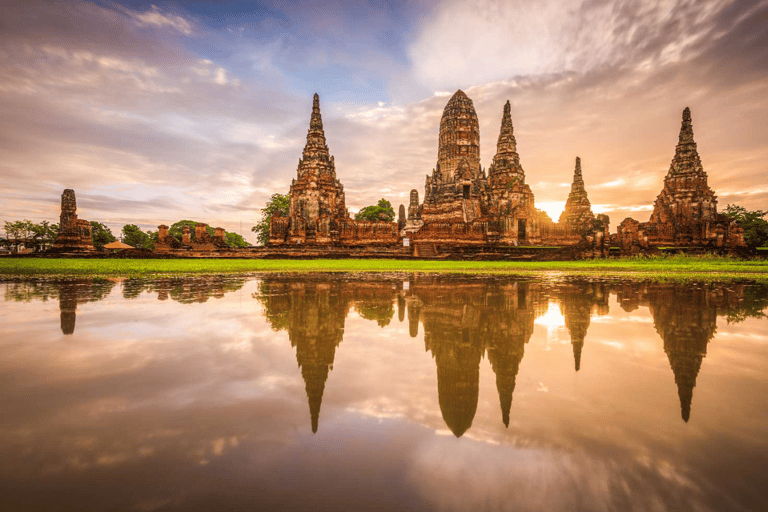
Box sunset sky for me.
[1,0,766,243]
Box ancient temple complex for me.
[616,108,745,254]
[406,92,542,249]
[263,92,747,257]
[51,189,95,252]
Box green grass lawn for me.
[0,255,766,280]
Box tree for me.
[165,220,248,247]
[31,221,58,249]
[2,220,35,253]
[225,232,249,248]
[90,221,116,251]
[251,193,290,246]
[722,204,768,249]
[168,220,211,242]
[354,198,395,222]
[121,224,154,249]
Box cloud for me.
[408,0,744,90]
[128,5,195,36]
[0,0,766,242]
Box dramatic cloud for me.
[0,0,766,241]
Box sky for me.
[1,0,766,243]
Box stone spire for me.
[302,93,331,163]
[558,157,594,229]
[495,100,518,157]
[649,107,717,227]
[668,106,703,177]
[488,100,526,191]
[436,89,481,182]
[571,156,585,191]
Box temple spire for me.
[679,107,694,145]
[496,100,517,156]
[572,157,584,191]
[303,92,329,160]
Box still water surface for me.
[1,273,767,511]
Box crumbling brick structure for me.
[616,108,745,254]
[51,189,95,252]
[405,91,542,249]
[154,222,230,253]
[268,94,397,247]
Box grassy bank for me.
[0,255,766,280]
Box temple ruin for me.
[154,222,230,254]
[51,189,95,252]
[268,94,398,247]
[262,92,747,257]
[405,93,542,251]
[616,108,745,254]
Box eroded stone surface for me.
[269,94,397,247]
[559,157,595,232]
[52,189,95,252]
[616,108,745,254]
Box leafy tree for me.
[121,224,154,249]
[722,204,768,249]
[251,193,290,246]
[31,221,58,248]
[225,232,249,247]
[169,220,212,242]
[166,220,248,247]
[2,220,59,252]
[354,198,395,222]
[2,220,35,252]
[90,221,116,251]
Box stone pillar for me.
[408,189,420,220]
[158,225,169,242]
[214,227,226,244]
[182,225,191,244]
[195,223,208,241]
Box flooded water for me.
[1,273,767,512]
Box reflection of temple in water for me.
[258,278,349,432]
[648,286,717,423]
[406,278,545,435]
[58,280,116,335]
[558,283,610,371]
[257,276,401,433]
[616,282,767,422]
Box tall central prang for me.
[422,90,486,223]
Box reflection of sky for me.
[1,277,768,511]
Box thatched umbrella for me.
[103,241,134,251]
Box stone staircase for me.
[414,243,439,258]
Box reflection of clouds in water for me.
[408,437,711,512]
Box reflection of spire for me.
[407,301,420,338]
[648,285,715,423]
[59,282,78,335]
[256,277,347,433]
[56,280,116,335]
[559,284,601,372]
[667,350,703,422]
[397,295,405,322]
[424,308,483,437]
[486,283,536,427]
[488,347,524,428]
[302,363,330,433]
